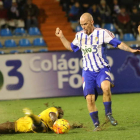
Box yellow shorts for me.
[15,116,34,133]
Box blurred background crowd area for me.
[0,0,140,54]
[60,0,140,39]
[0,0,39,31]
[0,0,48,54]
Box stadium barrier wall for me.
[0,49,140,100]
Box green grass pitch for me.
[0,93,140,140]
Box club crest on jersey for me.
[95,37,99,44]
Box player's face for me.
[80,18,94,35]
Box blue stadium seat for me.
[24,49,33,53]
[28,27,41,35]
[104,23,116,32]
[123,33,136,41]
[75,25,82,32]
[39,48,48,52]
[19,39,31,47]
[0,28,12,36]
[94,24,100,28]
[0,51,4,54]
[0,42,3,48]
[33,38,46,46]
[5,39,17,48]
[14,28,26,36]
[130,44,139,48]
[10,50,19,54]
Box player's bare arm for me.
[118,42,140,54]
[23,108,43,126]
[23,108,47,132]
[49,112,58,122]
[55,27,73,51]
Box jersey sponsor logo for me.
[82,45,98,55]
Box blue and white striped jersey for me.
[71,28,121,72]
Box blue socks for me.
[90,111,99,127]
[103,101,112,115]
[89,101,112,127]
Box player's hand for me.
[55,27,63,38]
[132,49,140,55]
[23,108,32,116]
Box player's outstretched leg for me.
[0,122,15,134]
[101,81,118,126]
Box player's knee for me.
[86,95,91,103]
[102,86,110,95]
[103,92,111,99]
[86,95,95,105]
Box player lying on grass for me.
[0,106,64,134]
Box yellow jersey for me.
[15,107,58,133]
[38,107,58,130]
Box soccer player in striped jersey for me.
[55,13,140,131]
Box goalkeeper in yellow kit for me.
[0,106,64,134]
